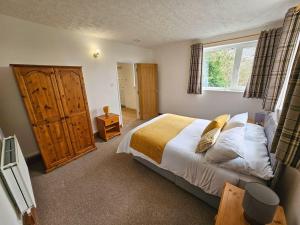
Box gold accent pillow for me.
[196,128,221,153]
[201,114,230,137]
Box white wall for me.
[117,63,137,109]
[0,14,154,157]
[152,23,284,119]
[153,40,262,120]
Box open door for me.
[136,63,158,120]
[116,63,139,126]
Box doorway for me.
[117,63,139,126]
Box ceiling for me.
[0,0,298,47]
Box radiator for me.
[0,135,36,214]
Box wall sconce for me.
[93,49,101,58]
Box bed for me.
[117,113,275,209]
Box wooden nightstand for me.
[96,113,121,141]
[247,118,255,124]
[215,183,287,225]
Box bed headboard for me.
[264,112,278,168]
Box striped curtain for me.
[187,43,203,94]
[263,7,300,111]
[271,42,300,170]
[244,28,282,98]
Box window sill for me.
[203,88,244,93]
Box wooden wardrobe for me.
[11,65,96,172]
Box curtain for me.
[243,28,282,98]
[274,31,300,120]
[187,43,203,94]
[263,7,300,111]
[271,161,284,189]
[271,40,300,170]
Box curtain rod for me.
[202,3,300,46]
[203,33,260,46]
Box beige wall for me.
[277,167,300,225]
[0,14,154,157]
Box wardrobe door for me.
[13,66,74,171]
[54,67,95,155]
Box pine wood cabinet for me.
[12,65,96,172]
[96,113,121,141]
[215,183,287,225]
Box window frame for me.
[202,40,258,92]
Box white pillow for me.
[245,123,267,145]
[223,112,248,130]
[205,127,245,163]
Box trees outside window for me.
[203,41,257,91]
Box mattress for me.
[117,114,273,197]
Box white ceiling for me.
[0,0,298,47]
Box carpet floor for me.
[29,120,216,225]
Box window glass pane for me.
[238,47,255,87]
[204,48,236,88]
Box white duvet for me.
[117,114,273,196]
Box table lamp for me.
[103,106,109,117]
[243,182,279,225]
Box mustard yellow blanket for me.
[130,114,195,164]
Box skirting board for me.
[26,153,42,166]
[133,156,220,209]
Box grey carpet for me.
[29,120,216,225]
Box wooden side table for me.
[96,113,121,141]
[247,118,255,124]
[215,183,287,225]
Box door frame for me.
[115,62,140,126]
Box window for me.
[203,41,257,91]
[275,32,300,119]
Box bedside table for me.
[247,118,255,124]
[96,113,121,141]
[215,183,287,225]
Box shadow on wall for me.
[276,167,300,225]
[0,66,39,157]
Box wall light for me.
[93,49,101,58]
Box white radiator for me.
[0,135,36,215]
